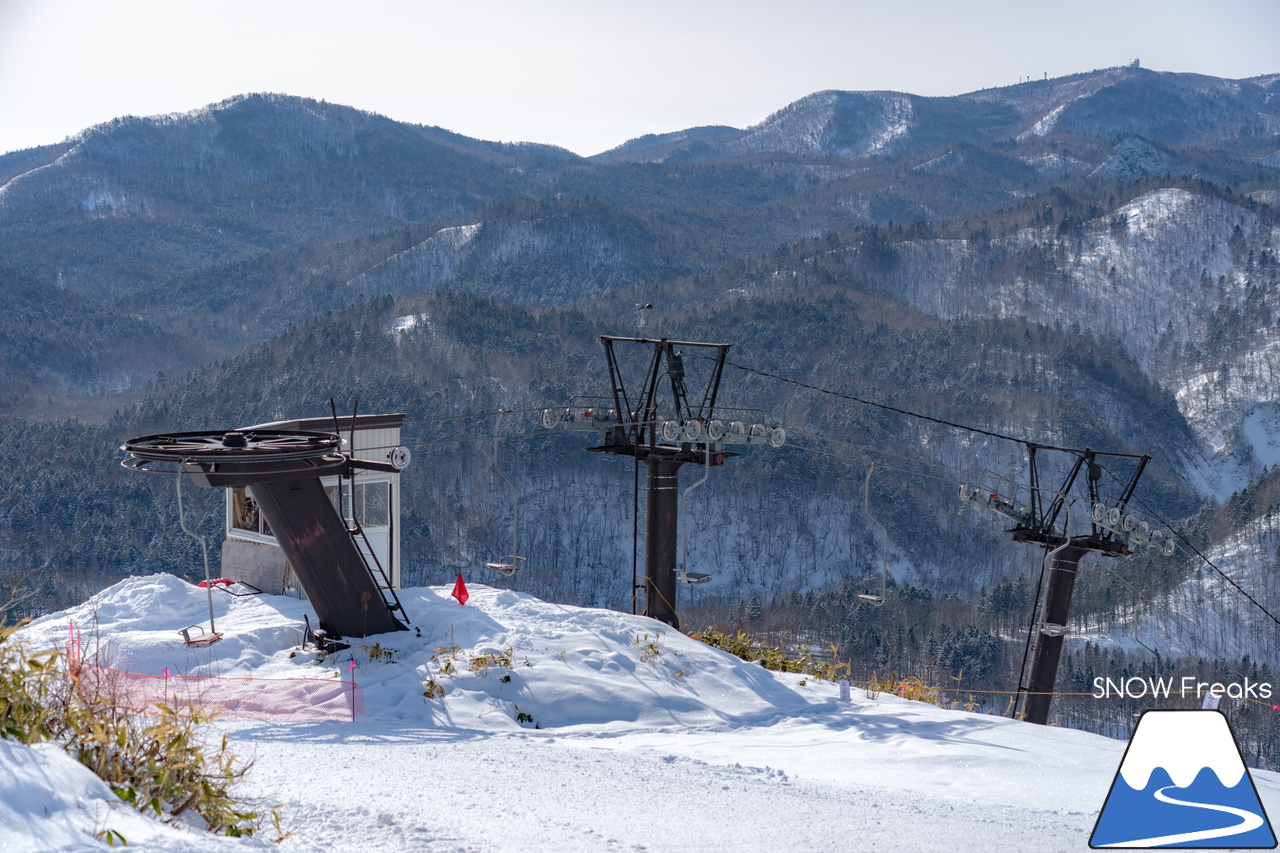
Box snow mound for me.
[381,584,826,730]
[23,573,314,678]
[23,575,829,732]
[0,738,262,853]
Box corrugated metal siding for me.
[223,418,405,589]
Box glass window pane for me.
[326,484,352,521]
[232,488,260,532]
[361,482,389,527]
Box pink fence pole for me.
[348,661,356,722]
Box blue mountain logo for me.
[1091,709,1276,848]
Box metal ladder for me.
[347,516,407,622]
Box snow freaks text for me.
[1092,676,1274,701]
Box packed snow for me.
[6,575,1279,852]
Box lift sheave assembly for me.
[542,335,785,630]
[121,427,411,644]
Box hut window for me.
[230,488,271,537]
[231,488,258,532]
[326,481,390,527]
[360,481,390,527]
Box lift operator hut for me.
[220,413,407,597]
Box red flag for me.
[451,573,469,606]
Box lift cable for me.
[1094,464,1280,631]
[789,438,1266,693]
[786,428,1008,489]
[784,437,972,489]
[398,348,651,429]
[785,429,1280,667]
[703,356,1068,450]
[389,352,655,450]
[388,415,1280,649]
[321,350,1280,637]
[786,430,1083,512]
[1092,562,1263,689]
[700,353,1279,631]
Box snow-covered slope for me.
[8,575,1279,852]
[858,186,1280,497]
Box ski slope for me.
[6,575,1279,852]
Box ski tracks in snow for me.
[235,729,1093,853]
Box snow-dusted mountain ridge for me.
[600,66,1280,163]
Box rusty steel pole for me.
[1023,542,1089,725]
[644,456,683,629]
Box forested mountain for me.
[2,66,1279,754]
[601,67,1280,163]
[0,93,578,296]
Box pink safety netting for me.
[72,662,364,722]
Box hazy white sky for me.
[1,0,1277,157]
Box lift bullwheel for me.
[122,430,343,464]
[120,423,408,639]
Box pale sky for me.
[1,0,1277,158]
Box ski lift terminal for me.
[220,414,410,599]
[121,412,412,641]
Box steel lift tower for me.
[960,445,1173,725]
[543,336,784,629]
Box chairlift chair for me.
[179,624,224,646]
[484,411,525,576]
[858,463,889,606]
[175,472,225,642]
[485,555,525,577]
[678,443,714,585]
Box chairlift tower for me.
[543,336,784,629]
[960,445,1166,725]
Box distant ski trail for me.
[1104,785,1264,847]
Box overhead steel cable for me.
[785,428,1009,488]
[786,434,1266,696]
[707,357,1280,657]
[790,438,1267,702]
[390,348,652,444]
[784,427,1077,507]
[784,437,974,489]
[1095,464,1280,632]
[706,355,1036,445]
[704,354,1146,458]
